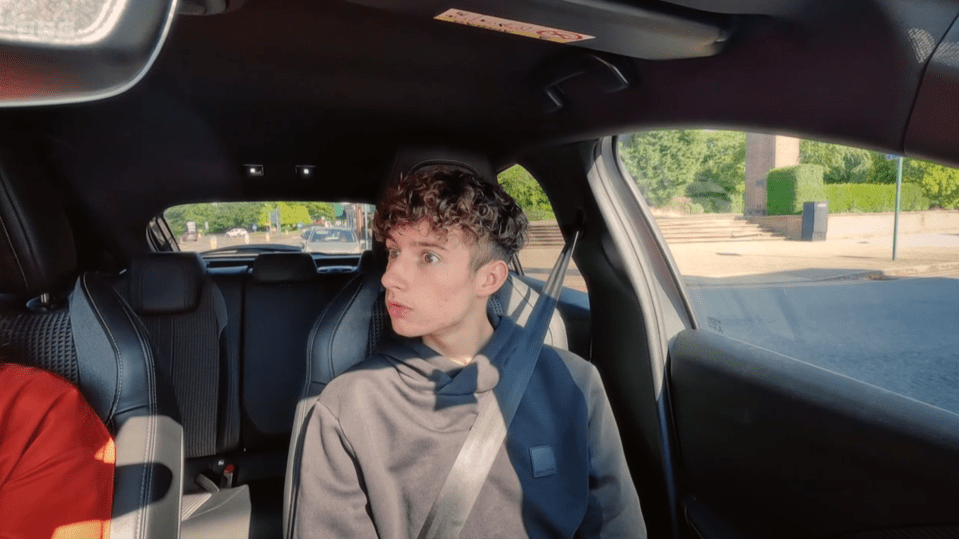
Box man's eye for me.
[387,249,399,259]
[424,252,440,264]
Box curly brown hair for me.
[372,165,528,269]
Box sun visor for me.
[0,0,178,107]
[343,0,734,60]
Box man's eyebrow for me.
[411,239,448,250]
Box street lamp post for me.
[888,155,903,261]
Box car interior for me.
[3,0,959,538]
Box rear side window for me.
[163,201,374,256]
[617,129,959,414]
[498,165,585,294]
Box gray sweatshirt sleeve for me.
[293,400,378,539]
[580,365,648,539]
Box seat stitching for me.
[81,274,146,530]
[116,287,160,535]
[81,274,123,426]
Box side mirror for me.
[0,0,178,107]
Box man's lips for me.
[386,300,411,318]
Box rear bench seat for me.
[241,254,353,454]
[234,254,354,532]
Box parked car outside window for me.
[301,227,362,254]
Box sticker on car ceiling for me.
[435,9,594,44]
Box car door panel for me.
[670,329,959,538]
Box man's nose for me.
[381,258,406,290]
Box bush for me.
[824,183,930,212]
[766,164,828,215]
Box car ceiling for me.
[4,0,959,254]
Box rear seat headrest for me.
[252,253,317,284]
[125,252,206,315]
[384,146,496,190]
[0,147,77,296]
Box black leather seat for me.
[242,253,352,453]
[0,147,183,538]
[112,252,251,537]
[282,148,569,537]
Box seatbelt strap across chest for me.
[417,227,581,539]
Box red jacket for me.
[0,364,114,539]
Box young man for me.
[293,165,645,538]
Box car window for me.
[617,129,959,414]
[163,201,374,256]
[498,165,585,293]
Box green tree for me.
[687,131,746,207]
[497,165,554,220]
[259,202,313,231]
[799,140,873,184]
[911,160,959,209]
[303,202,335,222]
[164,202,263,234]
[864,153,913,184]
[619,130,708,206]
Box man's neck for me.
[422,317,495,366]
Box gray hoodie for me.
[292,316,646,538]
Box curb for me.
[880,261,959,278]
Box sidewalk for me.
[671,232,959,286]
[519,232,959,291]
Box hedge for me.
[767,164,828,215]
[824,183,930,213]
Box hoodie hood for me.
[374,315,521,397]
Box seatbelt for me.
[417,226,581,539]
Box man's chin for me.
[389,319,423,338]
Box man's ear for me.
[476,259,509,298]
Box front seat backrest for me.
[0,148,183,539]
[114,252,234,460]
[113,252,252,539]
